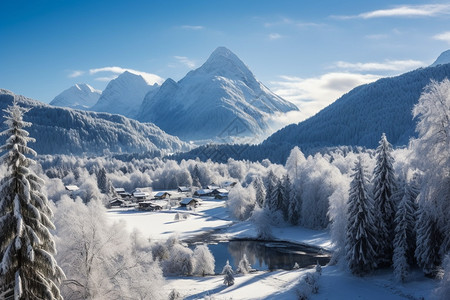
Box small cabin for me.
[133,191,149,201]
[180,197,201,208]
[154,191,171,199]
[194,189,214,197]
[222,181,237,188]
[177,186,190,193]
[212,188,229,195]
[107,198,125,208]
[207,184,220,190]
[215,193,229,200]
[138,201,163,211]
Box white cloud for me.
[269,33,283,40]
[264,17,321,28]
[174,56,196,68]
[68,70,84,78]
[333,59,425,72]
[335,4,450,19]
[270,72,381,122]
[180,25,204,30]
[433,31,450,44]
[89,66,164,85]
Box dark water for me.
[191,239,331,274]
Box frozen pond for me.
[190,239,331,274]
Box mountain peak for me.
[200,47,251,78]
[431,49,450,67]
[50,83,101,109]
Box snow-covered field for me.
[106,198,438,299]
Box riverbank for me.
[106,198,438,299]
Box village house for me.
[180,197,202,208]
[154,191,171,199]
[138,201,163,211]
[194,189,214,197]
[177,186,190,193]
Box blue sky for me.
[1,0,449,120]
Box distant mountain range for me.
[50,83,101,110]
[0,89,190,156]
[51,47,298,142]
[174,52,450,164]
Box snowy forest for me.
[0,78,449,299]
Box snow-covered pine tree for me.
[281,174,291,221]
[269,178,284,212]
[372,133,398,267]
[96,167,113,195]
[253,176,266,208]
[415,201,442,277]
[288,185,301,225]
[264,170,277,209]
[393,182,418,282]
[222,260,234,286]
[345,157,378,275]
[0,101,64,299]
[237,253,251,274]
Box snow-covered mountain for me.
[50,83,101,110]
[137,47,298,141]
[0,89,190,156]
[174,56,450,164]
[91,71,159,118]
[430,49,450,67]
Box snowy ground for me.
[106,198,438,299]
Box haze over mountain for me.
[137,47,298,141]
[50,83,101,110]
[0,89,190,156]
[90,71,159,118]
[174,51,450,164]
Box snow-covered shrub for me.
[293,262,300,270]
[193,245,215,276]
[169,289,182,300]
[251,206,274,240]
[237,254,251,274]
[296,267,322,300]
[164,244,195,276]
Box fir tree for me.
[372,133,398,266]
[393,182,417,282]
[415,202,442,277]
[288,186,301,225]
[264,170,277,209]
[345,157,378,276]
[96,167,113,195]
[222,260,234,286]
[281,174,291,221]
[0,101,64,299]
[253,176,266,208]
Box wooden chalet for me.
[180,197,202,208]
[154,191,171,199]
[138,201,163,211]
[194,189,214,197]
[177,186,190,193]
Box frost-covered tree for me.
[411,79,450,257]
[415,201,442,277]
[222,260,234,286]
[264,170,277,209]
[253,176,266,208]
[393,182,418,282]
[434,253,450,300]
[193,245,215,276]
[237,254,251,274]
[55,196,164,299]
[227,183,256,221]
[0,101,64,299]
[345,157,378,275]
[251,206,273,240]
[372,133,397,266]
[285,146,305,184]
